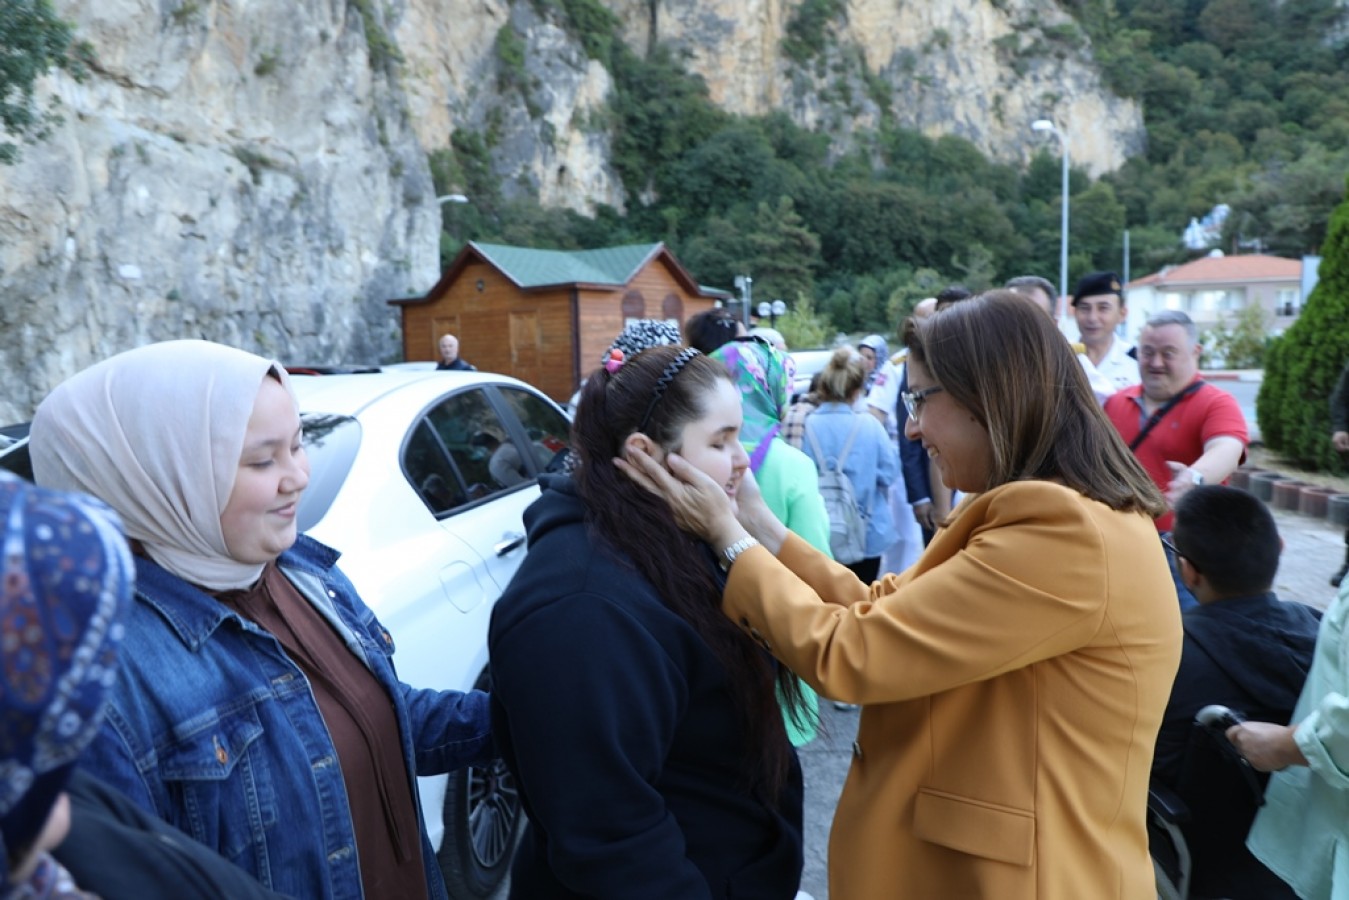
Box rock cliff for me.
[0,0,1142,423]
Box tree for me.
[777,293,832,350]
[1200,302,1269,368]
[0,0,90,164]
[1256,176,1349,470]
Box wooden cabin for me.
[390,242,728,403]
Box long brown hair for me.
[571,345,804,800]
[903,290,1165,517]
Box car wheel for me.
[438,669,523,899]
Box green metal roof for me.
[471,242,664,288]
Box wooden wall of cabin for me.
[575,261,717,380]
[400,259,577,402]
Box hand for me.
[912,501,935,531]
[1226,721,1307,772]
[1164,461,1201,506]
[729,469,788,554]
[615,445,743,549]
[1334,431,1349,452]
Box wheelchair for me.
[1148,706,1292,900]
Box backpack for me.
[804,414,868,564]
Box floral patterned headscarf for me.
[0,472,132,897]
[709,338,797,471]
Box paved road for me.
[796,501,1341,900]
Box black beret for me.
[1072,271,1123,306]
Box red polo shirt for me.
[1104,378,1248,531]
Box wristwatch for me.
[720,537,761,572]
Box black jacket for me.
[1153,592,1320,899]
[488,475,803,899]
[56,770,292,899]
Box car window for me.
[497,388,573,476]
[408,388,531,514]
[296,414,362,532]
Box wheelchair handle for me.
[1196,704,1245,731]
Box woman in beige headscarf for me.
[29,339,493,900]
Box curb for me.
[1199,370,1263,382]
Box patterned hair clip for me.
[637,347,700,434]
[604,348,625,374]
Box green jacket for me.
[1249,584,1349,900]
[753,438,832,746]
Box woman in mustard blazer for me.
[621,290,1182,899]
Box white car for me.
[3,368,572,900]
[291,368,572,898]
[788,348,834,401]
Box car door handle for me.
[494,533,526,556]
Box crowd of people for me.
[4,274,1343,900]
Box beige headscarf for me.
[30,340,295,590]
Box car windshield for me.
[295,413,361,532]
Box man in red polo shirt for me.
[1105,309,1248,606]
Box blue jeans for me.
[1160,530,1199,610]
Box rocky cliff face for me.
[0,0,438,422]
[0,0,1142,423]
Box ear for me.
[622,431,661,461]
[1177,555,1201,591]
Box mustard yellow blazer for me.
[725,480,1181,899]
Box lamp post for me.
[734,275,753,328]
[1032,119,1069,305]
[756,299,787,328]
[436,193,469,205]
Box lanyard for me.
[1130,381,1204,451]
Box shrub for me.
[1256,176,1349,470]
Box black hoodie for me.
[487,475,803,899]
[1153,592,1320,899]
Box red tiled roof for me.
[1127,254,1301,289]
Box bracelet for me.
[720,537,760,572]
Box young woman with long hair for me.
[488,344,808,898]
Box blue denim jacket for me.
[81,535,494,900]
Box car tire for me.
[437,669,523,899]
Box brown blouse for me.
[216,563,428,900]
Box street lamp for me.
[1032,119,1069,306]
[733,275,753,328]
[437,193,469,205]
[756,299,788,327]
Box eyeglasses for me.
[901,386,944,422]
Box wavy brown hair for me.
[571,345,805,801]
[903,290,1165,517]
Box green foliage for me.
[0,0,91,164]
[1257,178,1349,470]
[254,52,279,77]
[1084,0,1349,256]
[781,0,844,64]
[349,0,403,74]
[554,0,620,64]
[1200,302,1269,368]
[777,293,831,349]
[494,25,528,92]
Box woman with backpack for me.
[800,347,898,583]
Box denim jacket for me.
[81,535,494,900]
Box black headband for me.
[636,347,700,434]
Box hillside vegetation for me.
[435,0,1349,339]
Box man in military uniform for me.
[1072,271,1138,391]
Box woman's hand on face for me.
[615,446,742,548]
[730,469,788,555]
